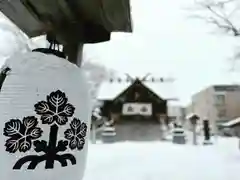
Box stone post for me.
[187,114,199,145]
[157,114,166,140]
[91,123,97,144]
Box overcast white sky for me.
[84,0,240,105]
[0,0,240,106]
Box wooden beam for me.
[0,0,132,39]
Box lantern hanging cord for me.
[0,67,11,91]
[47,33,61,51]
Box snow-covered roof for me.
[98,81,131,100]
[97,81,178,101]
[144,82,178,100]
[221,117,240,127]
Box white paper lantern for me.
[0,52,91,180]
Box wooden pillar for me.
[63,43,84,67]
[157,114,166,140]
[91,123,97,144]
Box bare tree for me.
[82,58,117,102]
[0,13,49,64]
[189,0,240,70]
[191,0,240,36]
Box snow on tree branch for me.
[191,0,240,36]
[82,56,117,103]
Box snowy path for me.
[84,138,240,180]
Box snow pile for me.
[0,13,48,67]
[221,117,240,127]
[84,138,240,180]
[0,21,29,66]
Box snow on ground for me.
[84,138,240,180]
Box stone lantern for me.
[221,117,240,150]
[101,126,116,143]
[172,125,186,144]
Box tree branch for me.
[193,0,240,36]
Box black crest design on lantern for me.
[3,90,87,170]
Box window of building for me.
[217,108,226,118]
[215,94,225,105]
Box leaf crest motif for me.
[3,117,43,153]
[64,118,87,150]
[34,90,75,125]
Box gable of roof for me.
[97,81,131,100]
[97,78,178,101]
[112,79,165,102]
[143,81,178,101]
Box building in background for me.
[168,105,185,125]
[97,78,167,141]
[187,84,240,134]
[95,75,178,141]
